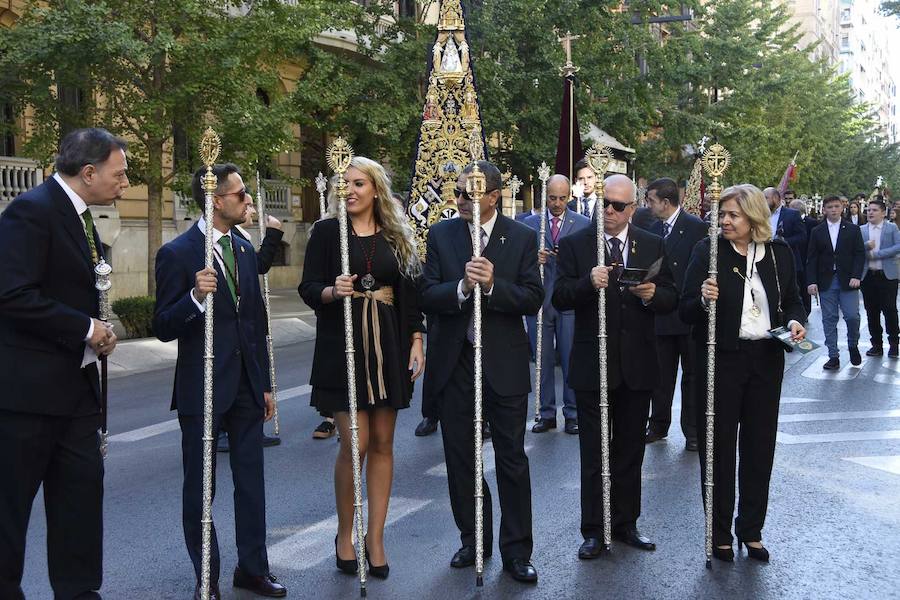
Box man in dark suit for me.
[643,177,708,451]
[153,164,286,599]
[790,199,816,316]
[806,195,866,370]
[764,187,807,276]
[553,174,677,559]
[523,175,590,434]
[420,160,543,583]
[0,128,125,600]
[568,158,598,219]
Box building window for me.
[58,84,88,140]
[1,103,14,156]
[841,33,849,49]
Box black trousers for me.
[576,385,650,539]
[649,333,697,440]
[861,271,899,348]
[695,339,783,547]
[439,344,533,561]
[179,372,268,584]
[0,370,103,600]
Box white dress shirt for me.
[53,173,98,368]
[663,207,681,238]
[868,222,883,270]
[769,205,782,238]
[827,219,841,253]
[457,209,499,303]
[191,217,234,312]
[736,242,772,340]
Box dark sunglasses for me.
[217,187,248,199]
[454,187,498,202]
[604,199,634,213]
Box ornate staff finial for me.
[537,162,551,182]
[315,171,328,194]
[468,127,485,162]
[508,175,522,198]
[701,143,731,199]
[326,137,354,175]
[199,127,221,168]
[585,144,613,196]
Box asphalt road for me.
[20,306,900,599]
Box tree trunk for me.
[146,140,164,296]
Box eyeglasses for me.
[454,187,498,202]
[217,187,248,199]
[603,199,635,213]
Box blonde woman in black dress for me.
[299,157,424,579]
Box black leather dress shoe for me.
[613,528,656,551]
[644,429,667,444]
[531,418,556,433]
[889,345,899,358]
[866,346,883,357]
[450,545,491,568]
[194,583,220,600]
[502,558,537,583]
[415,416,438,437]
[685,439,699,452]
[577,537,605,560]
[564,419,579,435]
[849,347,862,366]
[823,357,840,370]
[232,568,287,597]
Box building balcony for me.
[0,156,44,208]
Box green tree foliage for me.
[0,0,355,293]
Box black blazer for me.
[680,238,806,351]
[234,226,284,274]
[299,218,424,398]
[630,206,659,232]
[153,224,270,416]
[420,214,543,405]
[805,220,865,290]
[650,209,708,336]
[0,177,102,415]
[552,224,677,392]
[774,206,807,273]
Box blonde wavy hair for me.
[719,184,772,243]
[325,156,421,279]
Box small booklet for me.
[617,257,663,286]
[768,326,820,353]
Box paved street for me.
[20,297,900,600]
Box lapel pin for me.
[631,240,637,254]
[500,235,507,245]
[240,246,245,253]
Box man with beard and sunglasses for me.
[420,160,544,584]
[553,174,677,559]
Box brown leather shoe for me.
[233,567,287,597]
[193,583,220,600]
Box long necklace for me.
[732,242,761,318]
[351,222,378,290]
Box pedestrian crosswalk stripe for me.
[778,430,900,444]
[843,455,900,476]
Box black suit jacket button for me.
[673,261,678,266]
[234,348,241,356]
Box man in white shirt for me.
[861,198,900,357]
[568,158,598,219]
[806,196,866,370]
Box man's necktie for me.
[663,221,671,239]
[582,200,591,218]
[81,208,99,265]
[609,237,624,282]
[217,236,238,304]
[466,228,487,344]
[550,217,560,244]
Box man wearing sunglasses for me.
[421,160,544,584]
[553,174,677,559]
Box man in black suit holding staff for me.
[420,160,544,583]
[0,128,125,600]
[553,174,677,559]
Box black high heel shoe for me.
[364,535,390,580]
[712,545,734,562]
[335,535,358,574]
[738,540,770,562]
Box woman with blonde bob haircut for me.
[680,183,806,563]
[300,156,425,580]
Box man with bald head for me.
[524,175,590,434]
[553,174,677,558]
[764,187,807,281]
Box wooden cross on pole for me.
[558,30,582,76]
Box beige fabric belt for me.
[351,286,395,404]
